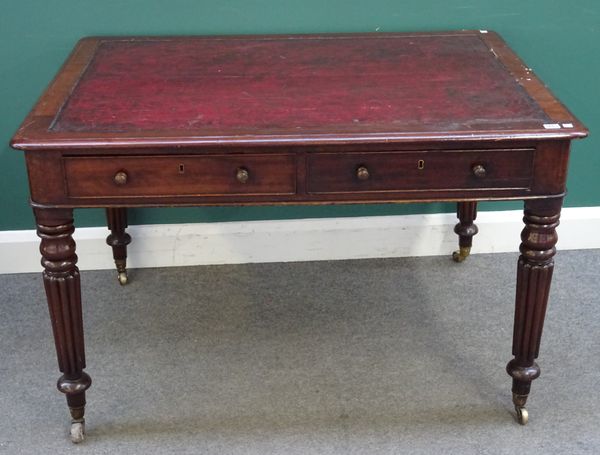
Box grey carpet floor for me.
[0,250,599,454]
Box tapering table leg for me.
[506,198,562,425]
[106,208,131,285]
[35,208,91,443]
[452,201,478,262]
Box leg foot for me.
[453,202,478,262]
[106,208,131,285]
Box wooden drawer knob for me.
[236,167,249,183]
[472,164,486,178]
[356,165,370,181]
[113,171,128,185]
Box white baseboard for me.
[1,207,599,274]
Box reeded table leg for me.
[453,201,478,262]
[106,208,131,285]
[35,208,91,443]
[506,198,561,425]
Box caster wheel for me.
[515,406,529,425]
[452,246,470,263]
[452,250,466,262]
[118,271,128,286]
[70,420,85,443]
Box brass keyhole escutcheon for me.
[178,164,185,174]
[417,159,425,170]
[236,167,249,183]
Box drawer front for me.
[306,149,534,194]
[64,154,296,198]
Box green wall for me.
[1,1,597,230]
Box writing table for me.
[10,31,587,443]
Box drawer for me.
[64,154,297,198]
[306,149,534,194]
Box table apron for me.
[24,141,571,208]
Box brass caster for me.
[515,406,529,425]
[452,246,471,263]
[70,419,85,443]
[117,271,128,286]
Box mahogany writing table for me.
[10,31,588,443]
